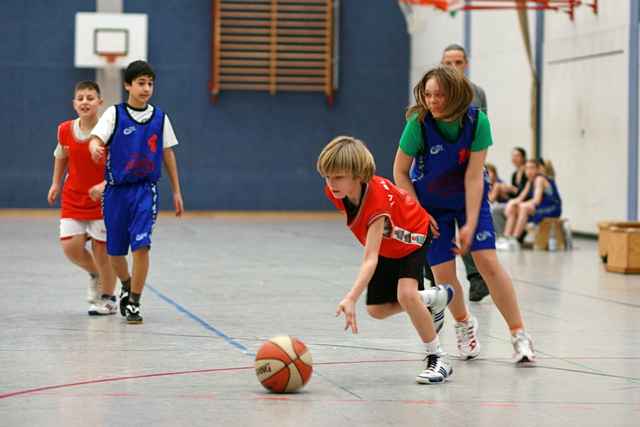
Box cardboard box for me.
[598,221,640,267]
[604,225,640,274]
[597,221,614,261]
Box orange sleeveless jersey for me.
[325,176,430,258]
[57,120,105,220]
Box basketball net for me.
[100,53,121,66]
[399,0,460,34]
[398,1,424,35]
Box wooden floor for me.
[1,213,639,427]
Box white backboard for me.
[75,12,148,68]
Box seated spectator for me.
[491,147,528,236]
[486,163,510,204]
[497,158,562,251]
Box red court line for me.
[0,359,420,400]
[0,366,253,400]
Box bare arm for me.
[488,180,499,203]
[47,157,68,205]
[512,180,531,204]
[163,147,184,216]
[88,136,105,163]
[530,176,545,206]
[464,150,487,230]
[393,148,419,200]
[393,147,439,237]
[456,149,487,254]
[336,216,385,334]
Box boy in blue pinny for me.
[89,60,184,324]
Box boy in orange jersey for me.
[47,81,117,315]
[317,136,454,384]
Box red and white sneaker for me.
[88,295,118,316]
[455,316,481,359]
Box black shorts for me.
[365,243,427,305]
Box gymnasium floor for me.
[1,212,639,427]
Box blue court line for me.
[146,284,253,355]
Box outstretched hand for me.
[336,297,358,334]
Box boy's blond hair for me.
[316,136,376,182]
[406,65,474,123]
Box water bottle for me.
[563,220,573,250]
[548,224,557,251]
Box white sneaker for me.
[422,285,454,333]
[455,316,481,359]
[87,274,101,303]
[495,237,511,251]
[511,331,535,363]
[88,296,118,316]
[508,238,521,251]
[416,353,453,384]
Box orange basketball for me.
[255,335,313,393]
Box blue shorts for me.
[529,204,562,224]
[427,202,496,266]
[103,182,158,256]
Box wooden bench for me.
[533,217,569,251]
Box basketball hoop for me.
[398,0,598,23]
[100,53,122,65]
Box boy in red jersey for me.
[317,136,454,384]
[47,81,117,315]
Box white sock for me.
[424,337,442,355]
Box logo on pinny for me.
[147,134,158,153]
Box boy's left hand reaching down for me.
[336,297,358,334]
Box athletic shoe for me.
[455,316,481,359]
[88,295,118,316]
[424,284,454,333]
[511,331,535,363]
[87,275,101,303]
[119,284,130,317]
[469,279,490,302]
[126,303,143,324]
[495,237,510,251]
[416,353,453,384]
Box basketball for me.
[255,335,313,393]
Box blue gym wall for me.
[0,1,409,210]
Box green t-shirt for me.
[399,110,493,157]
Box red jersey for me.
[325,175,430,258]
[57,120,105,220]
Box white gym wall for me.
[408,2,630,234]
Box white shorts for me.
[59,218,107,242]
